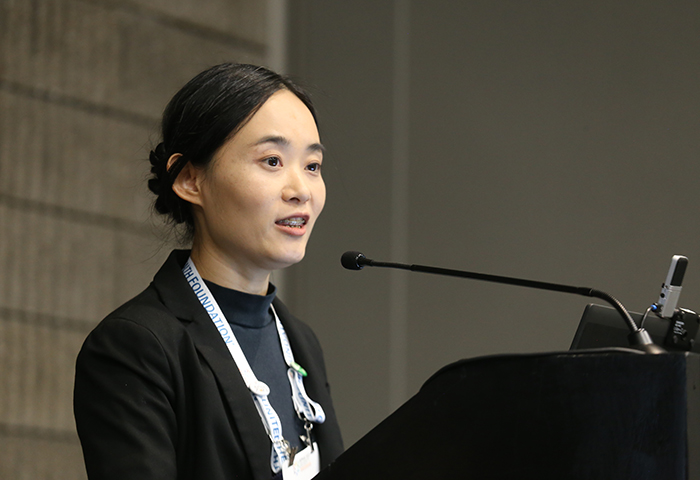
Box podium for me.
[316,350,700,480]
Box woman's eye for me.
[265,157,281,167]
[307,162,322,172]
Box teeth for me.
[277,217,306,227]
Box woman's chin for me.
[270,249,306,270]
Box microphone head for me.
[341,251,366,270]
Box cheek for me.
[315,181,327,214]
[208,184,264,228]
[220,176,263,210]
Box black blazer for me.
[74,250,343,480]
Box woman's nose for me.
[282,168,311,203]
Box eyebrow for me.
[253,135,325,154]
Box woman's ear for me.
[169,154,204,207]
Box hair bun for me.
[148,142,168,185]
[148,142,179,217]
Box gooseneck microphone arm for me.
[340,251,665,354]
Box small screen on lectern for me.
[570,304,700,353]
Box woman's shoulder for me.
[86,250,197,348]
[103,283,182,331]
[81,285,185,361]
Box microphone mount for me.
[341,251,665,354]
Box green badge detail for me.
[291,362,308,377]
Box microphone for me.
[341,251,666,354]
[340,251,371,270]
[653,255,688,318]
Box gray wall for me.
[0,1,267,477]
[287,0,700,445]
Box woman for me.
[74,63,344,480]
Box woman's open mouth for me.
[275,217,307,228]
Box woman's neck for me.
[189,243,271,296]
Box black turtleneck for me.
[204,280,305,453]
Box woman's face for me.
[192,89,326,275]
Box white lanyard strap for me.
[274,313,326,424]
[182,258,325,472]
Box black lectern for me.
[317,350,700,480]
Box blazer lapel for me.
[184,317,272,479]
[152,251,272,479]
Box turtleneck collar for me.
[204,280,277,329]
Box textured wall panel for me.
[0,435,86,480]
[0,90,154,223]
[0,0,270,477]
[0,319,87,431]
[0,204,116,323]
[0,203,167,324]
[120,0,267,46]
[0,0,264,119]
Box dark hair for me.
[148,63,317,238]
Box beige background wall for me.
[0,0,267,477]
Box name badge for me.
[282,443,320,480]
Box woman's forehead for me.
[233,90,320,147]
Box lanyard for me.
[182,258,325,473]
